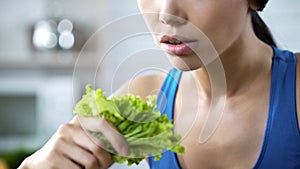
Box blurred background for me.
[0,0,299,168]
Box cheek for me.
[136,0,161,34]
[188,1,248,53]
[137,0,158,13]
[136,0,144,13]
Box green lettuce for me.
[73,84,184,166]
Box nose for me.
[159,0,188,26]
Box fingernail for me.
[121,146,128,156]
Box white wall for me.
[0,0,103,61]
[261,0,300,51]
[0,0,299,62]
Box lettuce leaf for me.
[73,84,184,166]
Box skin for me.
[19,0,300,169]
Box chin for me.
[173,64,202,71]
[169,55,204,71]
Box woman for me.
[19,0,300,168]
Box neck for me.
[190,22,273,99]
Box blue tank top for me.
[149,46,300,169]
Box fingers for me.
[68,123,112,168]
[75,116,129,156]
[59,138,101,169]
[73,137,112,169]
[49,154,82,169]
[53,123,112,169]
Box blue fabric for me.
[149,46,300,169]
[252,46,300,169]
[149,68,182,169]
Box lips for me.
[160,35,197,56]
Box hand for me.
[18,116,128,169]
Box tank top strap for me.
[253,46,300,169]
[149,68,182,169]
[156,68,182,120]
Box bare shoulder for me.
[295,53,300,130]
[112,72,167,99]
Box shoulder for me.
[294,53,300,60]
[112,72,167,99]
[295,53,300,131]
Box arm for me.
[113,72,166,99]
[19,73,165,169]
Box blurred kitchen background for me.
[0,0,299,168]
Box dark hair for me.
[251,0,277,47]
[256,0,269,11]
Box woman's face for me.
[137,0,252,70]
